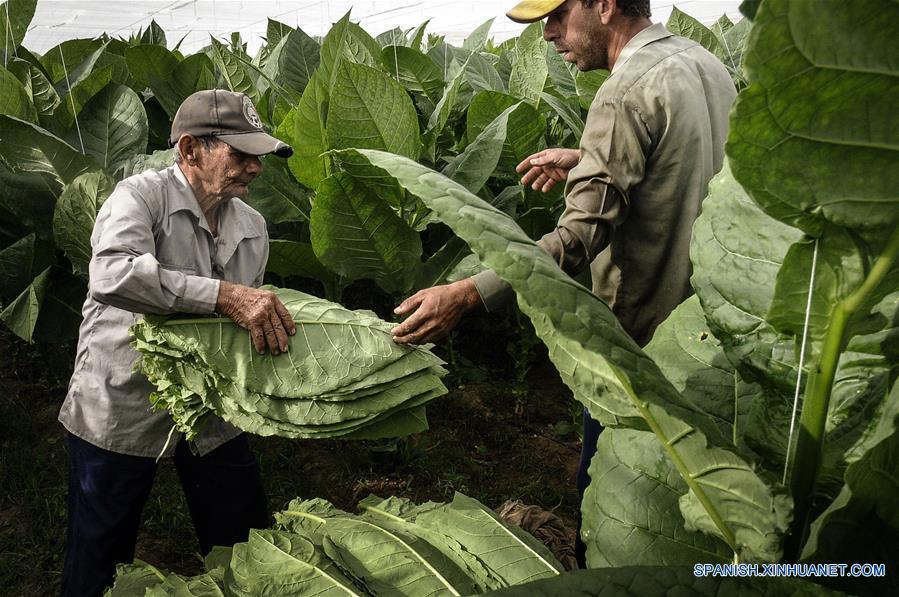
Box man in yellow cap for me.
[391,0,737,567]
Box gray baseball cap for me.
[170,89,293,158]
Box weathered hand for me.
[391,279,482,344]
[516,147,580,193]
[216,281,296,355]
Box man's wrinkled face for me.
[195,140,263,200]
[544,0,610,71]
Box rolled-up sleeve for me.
[89,185,219,315]
[473,98,647,311]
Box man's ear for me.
[598,0,617,25]
[177,134,198,165]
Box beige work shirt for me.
[474,24,736,346]
[59,164,269,457]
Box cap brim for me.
[218,131,294,158]
[506,0,566,23]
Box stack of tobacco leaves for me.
[107,492,564,596]
[130,287,447,441]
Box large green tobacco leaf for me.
[265,27,320,97]
[0,266,49,342]
[53,170,113,277]
[0,164,57,242]
[801,378,899,595]
[76,84,148,171]
[0,114,95,188]
[322,518,474,596]
[716,17,751,88]
[29,265,86,343]
[0,233,33,301]
[380,45,445,104]
[265,18,293,51]
[357,495,502,591]
[52,41,108,98]
[149,53,216,118]
[0,65,37,122]
[0,0,36,64]
[52,63,113,130]
[265,240,335,287]
[338,149,790,562]
[645,296,756,444]
[376,27,407,48]
[280,68,329,189]
[7,56,60,117]
[124,44,179,91]
[243,156,310,223]
[508,23,548,104]
[767,226,868,359]
[544,45,576,98]
[583,428,733,567]
[462,18,494,52]
[107,561,225,597]
[311,172,421,294]
[442,103,518,194]
[326,60,420,160]
[727,0,899,241]
[691,162,803,392]
[38,38,97,84]
[139,20,167,47]
[279,501,475,597]
[666,7,725,59]
[463,50,506,94]
[421,57,469,162]
[539,92,584,141]
[412,493,563,586]
[582,298,778,567]
[245,530,360,595]
[485,565,843,596]
[317,12,381,87]
[466,91,545,172]
[207,38,257,100]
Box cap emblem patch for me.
[242,96,262,129]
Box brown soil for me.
[0,318,582,595]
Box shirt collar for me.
[612,23,673,74]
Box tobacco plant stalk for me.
[790,223,899,544]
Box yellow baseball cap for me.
[506,0,566,23]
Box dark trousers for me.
[61,432,268,597]
[575,408,604,568]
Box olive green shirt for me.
[59,164,269,457]
[473,24,736,346]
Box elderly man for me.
[391,0,736,566]
[59,90,295,596]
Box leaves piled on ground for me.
[130,286,447,441]
[106,492,563,596]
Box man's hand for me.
[516,148,580,193]
[391,279,481,344]
[216,281,296,355]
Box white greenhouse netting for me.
[23,0,742,54]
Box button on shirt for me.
[59,164,269,457]
[473,24,736,347]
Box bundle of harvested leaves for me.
[107,492,564,596]
[130,287,447,441]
